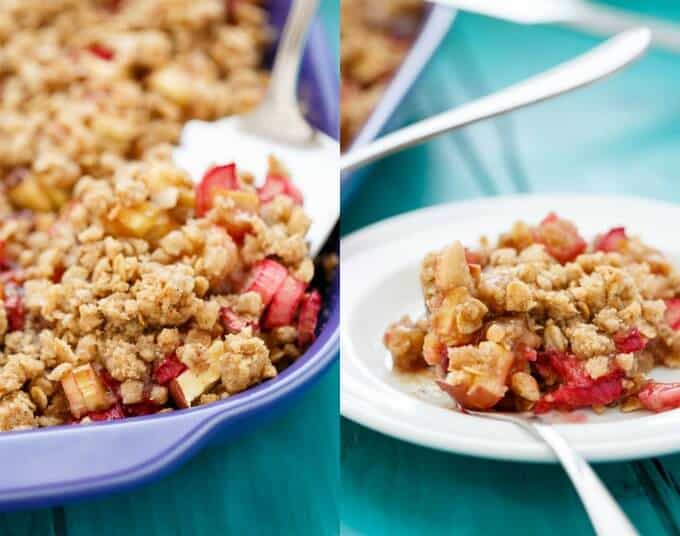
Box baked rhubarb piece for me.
[384,214,680,414]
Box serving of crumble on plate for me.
[384,212,680,415]
[342,196,680,462]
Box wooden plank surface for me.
[341,4,680,535]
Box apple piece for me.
[169,341,223,408]
[44,184,70,210]
[169,368,215,408]
[222,190,259,212]
[72,364,113,412]
[106,202,159,238]
[61,372,88,419]
[7,170,52,212]
[437,341,515,410]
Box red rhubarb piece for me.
[220,307,257,334]
[538,350,590,385]
[195,163,239,217]
[464,248,481,265]
[534,370,624,413]
[439,347,449,374]
[297,290,322,346]
[613,328,647,353]
[594,227,627,253]
[263,275,307,328]
[4,284,24,332]
[87,43,115,61]
[242,259,288,307]
[257,174,303,206]
[52,266,65,283]
[638,382,680,412]
[533,212,587,264]
[124,401,160,417]
[103,0,123,12]
[665,299,680,330]
[0,240,9,271]
[89,403,125,421]
[152,353,187,385]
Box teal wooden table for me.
[342,3,680,535]
[0,3,339,536]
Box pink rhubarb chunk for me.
[263,275,306,328]
[297,290,322,346]
[257,174,303,206]
[613,328,646,353]
[638,382,680,412]
[242,259,288,307]
[595,227,627,253]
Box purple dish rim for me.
[0,1,339,511]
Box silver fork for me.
[464,408,639,536]
[240,0,319,144]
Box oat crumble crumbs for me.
[0,1,329,431]
[384,214,680,414]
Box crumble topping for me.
[385,214,680,414]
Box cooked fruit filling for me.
[384,214,680,414]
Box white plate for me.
[341,194,680,462]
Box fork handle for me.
[532,423,639,536]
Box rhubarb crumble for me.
[384,214,680,415]
[0,2,331,431]
[340,0,425,148]
[0,151,325,431]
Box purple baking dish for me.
[341,4,456,205]
[0,1,339,511]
